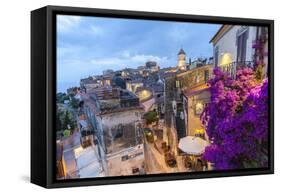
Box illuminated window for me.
[176,80,180,88]
[195,75,200,83]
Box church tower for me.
[177,48,186,70]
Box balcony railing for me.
[219,61,255,79]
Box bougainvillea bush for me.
[201,67,268,170]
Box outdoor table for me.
[178,136,209,171]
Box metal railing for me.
[219,61,255,79]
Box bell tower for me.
[177,48,186,70]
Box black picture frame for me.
[31,5,274,188]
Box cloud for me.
[56,15,221,92]
[168,24,192,42]
[131,54,168,64]
[57,15,81,32]
[90,25,104,36]
[57,45,174,85]
[90,52,171,69]
[57,51,174,92]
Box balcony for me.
[218,61,255,79]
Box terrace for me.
[83,87,142,115]
[218,61,255,79]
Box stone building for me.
[177,65,212,139]
[126,78,144,93]
[82,87,145,176]
[145,61,160,73]
[163,72,180,155]
[177,48,187,71]
[80,76,102,93]
[56,142,66,179]
[163,48,213,155]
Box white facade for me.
[74,145,105,178]
[213,25,257,66]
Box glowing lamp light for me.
[138,89,152,101]
[195,102,204,114]
[220,53,233,66]
[195,128,205,134]
[74,146,84,157]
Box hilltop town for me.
[56,25,269,179]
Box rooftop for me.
[209,24,232,44]
[178,48,186,55]
[183,83,210,97]
[145,61,157,68]
[82,87,143,115]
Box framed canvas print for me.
[31,5,274,188]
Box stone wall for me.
[177,65,212,91]
[187,90,210,137]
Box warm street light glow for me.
[220,53,233,66]
[195,102,203,114]
[138,89,152,101]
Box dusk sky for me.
[57,15,221,92]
